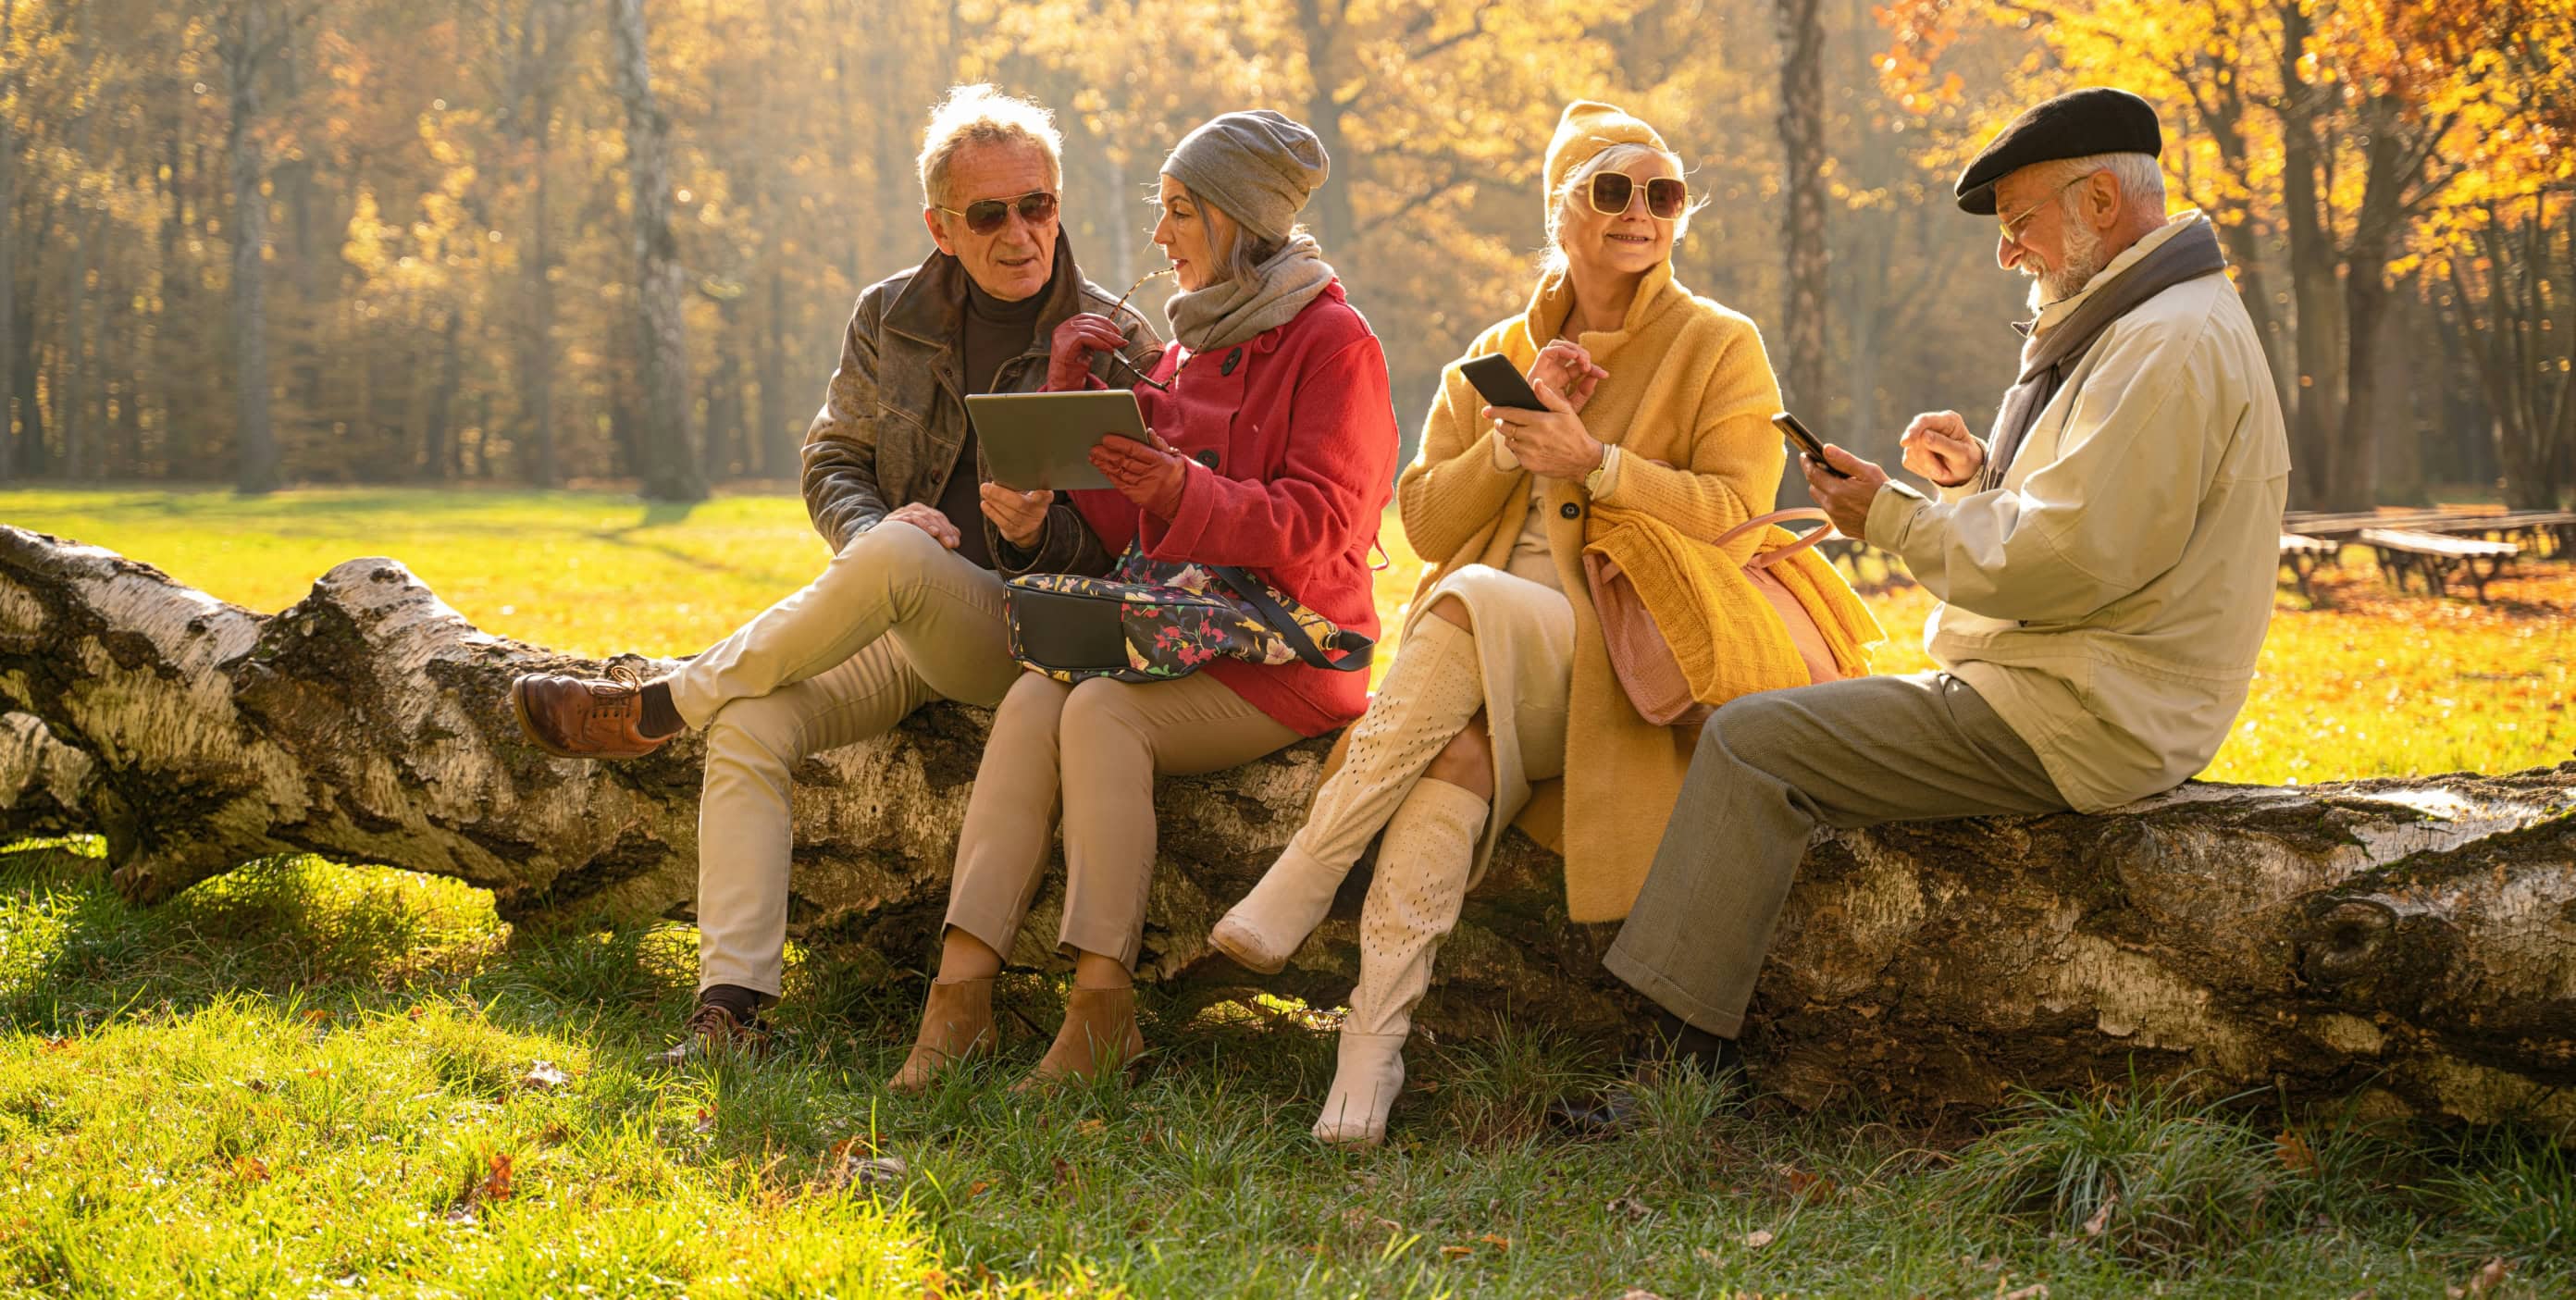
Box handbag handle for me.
[1716,508,1837,572]
[1212,565,1376,674]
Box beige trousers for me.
[665,520,1022,995]
[947,671,1301,971]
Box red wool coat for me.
[1067,282,1397,737]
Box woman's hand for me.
[1046,313,1129,391]
[1530,340,1607,414]
[978,483,1052,549]
[1088,428,1191,518]
[1483,376,1604,480]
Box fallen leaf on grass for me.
[1695,1247,1721,1265]
[693,1108,715,1134]
[480,1153,514,1202]
[1075,1118,1107,1138]
[1617,1290,1667,1300]
[2276,1129,2321,1176]
[1607,1195,1652,1220]
[231,1156,270,1182]
[1050,1157,1081,1195]
[1783,1166,1839,1204]
[2447,1258,2510,1297]
[2001,1285,2049,1300]
[520,1061,572,1092]
[968,1180,992,1197]
[1479,1233,1510,1252]
[1440,1245,1473,1260]
[2081,1193,2118,1238]
[39,1037,69,1053]
[1742,1229,1775,1249]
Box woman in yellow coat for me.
[1207,101,1878,1145]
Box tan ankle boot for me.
[1012,985,1146,1092]
[887,976,996,1094]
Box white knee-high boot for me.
[1312,777,1487,1147]
[1211,617,1483,973]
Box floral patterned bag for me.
[1005,544,1374,684]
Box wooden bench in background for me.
[2277,533,2340,602]
[2355,528,2520,600]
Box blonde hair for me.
[916,84,1064,209]
[1542,142,1707,275]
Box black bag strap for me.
[1211,564,1374,674]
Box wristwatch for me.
[1581,442,1618,498]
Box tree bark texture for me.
[2,526,2571,1123]
[607,0,706,504]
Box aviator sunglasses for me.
[1588,172,1689,220]
[935,189,1059,235]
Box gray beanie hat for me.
[1161,110,1330,245]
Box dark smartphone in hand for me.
[1462,353,1548,412]
[1772,411,1851,479]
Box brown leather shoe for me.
[650,1002,774,1067]
[510,664,672,760]
[886,976,997,1094]
[1012,985,1146,1093]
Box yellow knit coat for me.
[1397,259,1876,921]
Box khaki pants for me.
[1604,672,2068,1036]
[946,671,1301,970]
[666,521,1022,996]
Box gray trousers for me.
[1604,671,2068,1037]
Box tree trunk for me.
[225,3,279,495]
[607,0,705,503]
[2276,1,2341,511]
[0,0,16,486]
[1293,0,1356,255]
[759,266,795,480]
[1773,0,1829,422]
[4,525,2571,1122]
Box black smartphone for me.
[1461,353,1548,412]
[1771,411,1851,478]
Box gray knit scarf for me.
[1165,233,1336,352]
[1979,217,2227,490]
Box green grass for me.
[5,487,2574,1294]
[5,842,2571,1297]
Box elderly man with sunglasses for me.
[1553,87,2290,1127]
[507,83,1158,1063]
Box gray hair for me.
[2029,151,2167,222]
[916,83,1064,210]
[1542,142,1708,276]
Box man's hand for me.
[883,501,962,549]
[1530,340,1608,415]
[1484,375,1604,480]
[1900,410,1985,488]
[1088,428,1191,519]
[1802,444,1891,541]
[979,483,1051,550]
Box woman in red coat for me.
[888,110,1398,1094]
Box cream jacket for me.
[1865,214,2291,811]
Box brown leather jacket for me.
[799,230,1161,573]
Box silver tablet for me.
[967,390,1149,491]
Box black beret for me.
[1954,87,2163,216]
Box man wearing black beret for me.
[1558,87,2291,1121]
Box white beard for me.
[2025,218,2109,314]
